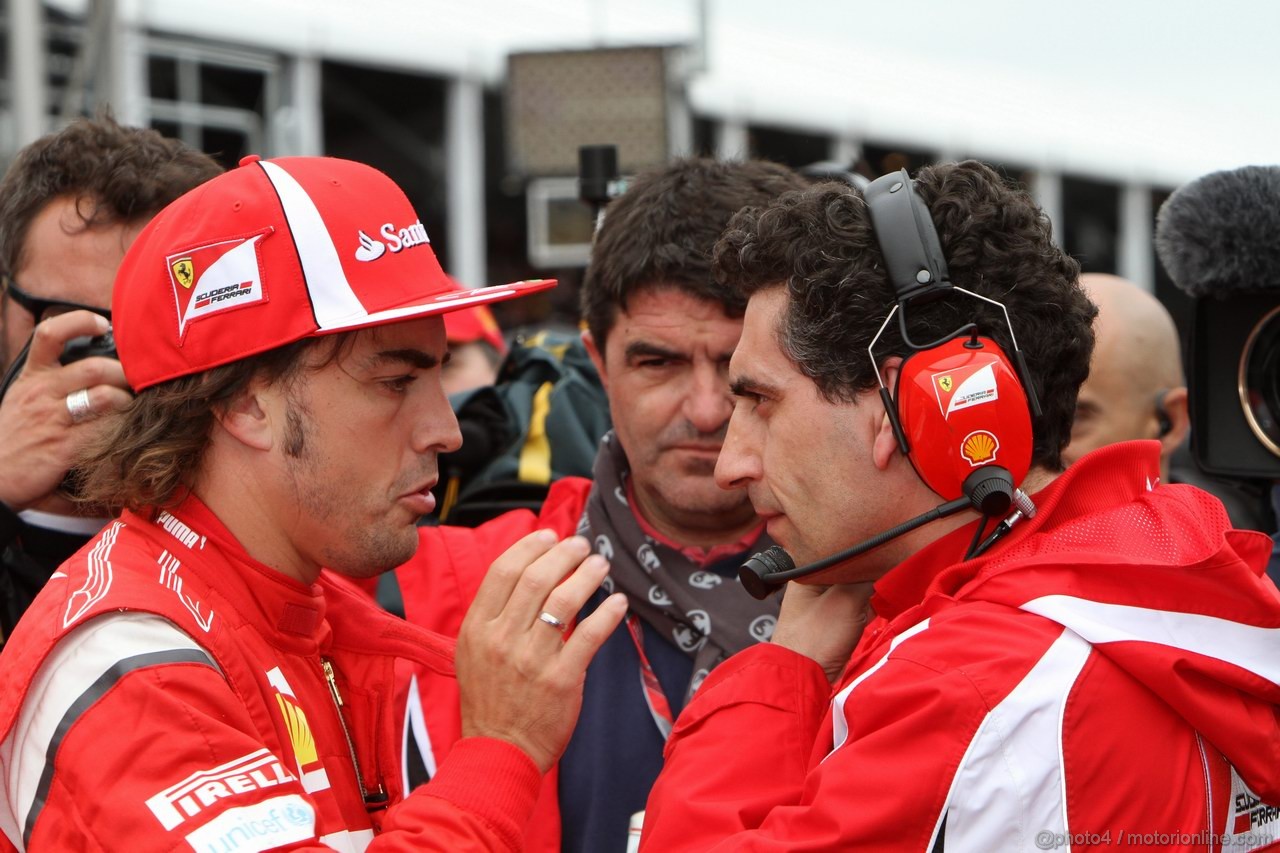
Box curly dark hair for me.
[0,114,223,276]
[714,160,1094,471]
[581,157,808,346]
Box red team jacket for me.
[641,442,1280,851]
[0,494,543,852]
[398,477,593,853]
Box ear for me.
[213,379,275,452]
[582,328,610,393]
[1158,386,1190,459]
[872,356,905,471]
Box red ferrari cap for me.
[112,154,554,391]
[444,302,508,355]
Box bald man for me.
[1063,273,1189,482]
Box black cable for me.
[964,514,991,561]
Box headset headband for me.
[863,169,951,304]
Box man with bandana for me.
[395,157,808,852]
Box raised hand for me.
[0,311,130,514]
[771,580,876,685]
[456,530,628,772]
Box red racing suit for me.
[641,442,1280,851]
[0,493,542,852]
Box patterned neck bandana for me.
[579,432,781,702]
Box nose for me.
[714,409,760,492]
[684,360,733,435]
[415,385,463,455]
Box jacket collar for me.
[870,440,1164,622]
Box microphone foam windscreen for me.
[1155,165,1280,299]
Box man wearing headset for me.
[639,161,1280,851]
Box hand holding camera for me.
[0,310,132,514]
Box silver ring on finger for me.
[65,388,92,424]
[537,611,569,633]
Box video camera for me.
[1155,165,1280,479]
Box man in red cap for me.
[0,155,626,851]
[441,303,507,396]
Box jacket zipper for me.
[321,657,386,806]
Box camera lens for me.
[1239,306,1280,458]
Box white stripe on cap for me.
[257,160,368,330]
[343,287,518,329]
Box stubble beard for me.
[283,404,417,579]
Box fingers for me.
[560,592,628,672]
[55,356,130,396]
[0,312,125,509]
[467,530,560,623]
[504,536,593,627]
[470,531,596,627]
[26,310,111,369]
[773,581,877,684]
[66,384,133,424]
[454,536,625,773]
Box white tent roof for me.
[57,0,1280,186]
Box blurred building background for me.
[1,0,1275,335]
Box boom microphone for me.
[739,467,1030,600]
[739,496,972,600]
[1155,165,1280,298]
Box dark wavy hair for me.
[581,157,808,346]
[714,160,1094,471]
[74,335,353,516]
[0,114,223,276]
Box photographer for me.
[0,117,221,639]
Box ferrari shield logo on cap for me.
[171,258,195,289]
[166,228,272,341]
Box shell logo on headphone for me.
[961,430,1000,466]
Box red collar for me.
[129,493,330,653]
[870,440,1163,622]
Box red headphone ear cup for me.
[894,337,1033,501]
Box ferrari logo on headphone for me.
[937,375,953,393]
[171,258,195,289]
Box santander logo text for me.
[354,220,429,262]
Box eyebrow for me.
[366,348,444,370]
[623,341,736,363]
[624,341,685,362]
[730,374,782,399]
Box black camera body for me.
[0,329,119,498]
[1189,294,1280,479]
[1156,164,1280,482]
[0,330,117,404]
[59,330,117,366]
